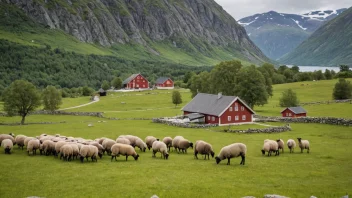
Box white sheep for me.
[287,139,296,153]
[0,134,15,145]
[172,136,184,152]
[261,140,279,156]
[15,135,27,150]
[215,143,247,165]
[115,137,131,145]
[194,140,214,160]
[162,137,173,152]
[177,139,193,154]
[102,139,116,155]
[89,142,104,159]
[60,144,73,161]
[1,139,13,154]
[54,141,67,156]
[152,141,169,159]
[135,138,147,152]
[24,137,36,148]
[41,140,55,156]
[79,145,98,162]
[297,138,310,153]
[145,136,158,150]
[27,139,40,156]
[110,143,139,161]
[276,139,284,153]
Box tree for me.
[272,73,286,84]
[111,77,122,89]
[82,86,94,96]
[283,69,294,82]
[3,80,41,124]
[101,80,110,90]
[258,66,273,96]
[183,71,195,84]
[189,71,210,98]
[279,89,299,107]
[278,65,289,74]
[291,65,300,73]
[172,90,182,108]
[340,65,350,72]
[234,66,268,109]
[314,70,325,80]
[42,85,62,112]
[333,78,352,100]
[324,69,332,80]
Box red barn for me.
[181,93,255,125]
[122,74,149,89]
[281,107,307,117]
[155,77,174,89]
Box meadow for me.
[0,79,352,197]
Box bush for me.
[279,89,299,107]
[333,78,352,100]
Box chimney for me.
[218,92,222,99]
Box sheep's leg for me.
[301,148,303,153]
[307,148,310,153]
[194,151,198,159]
[282,148,284,153]
[125,155,128,161]
[227,158,230,165]
[240,154,245,165]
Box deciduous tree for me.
[42,85,62,112]
[172,90,182,108]
[279,89,299,107]
[333,78,352,100]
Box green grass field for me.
[0,79,351,197]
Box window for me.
[241,106,245,111]
[286,113,289,116]
[143,80,145,82]
[208,116,211,120]
[242,115,246,120]
[229,107,233,112]
[143,85,145,88]
[212,117,215,121]
[235,116,239,121]
[289,113,292,116]
[137,76,140,79]
[228,116,231,121]
[235,104,238,111]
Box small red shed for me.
[155,77,174,89]
[181,93,255,125]
[122,74,149,89]
[281,107,307,117]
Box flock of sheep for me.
[0,133,310,165]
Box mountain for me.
[238,8,347,60]
[279,7,352,66]
[0,0,270,66]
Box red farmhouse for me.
[181,93,255,125]
[281,107,307,117]
[122,74,149,89]
[155,77,174,89]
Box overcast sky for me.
[214,0,352,20]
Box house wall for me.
[184,111,219,124]
[156,79,174,87]
[282,109,294,117]
[220,101,253,124]
[126,74,149,89]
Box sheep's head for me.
[297,138,302,142]
[143,147,146,152]
[98,152,103,159]
[215,156,221,164]
[261,149,265,155]
[165,153,169,160]
[9,133,15,137]
[134,154,140,161]
[189,142,193,149]
[5,147,11,154]
[79,156,84,163]
[210,151,215,158]
[276,139,281,142]
[156,138,159,141]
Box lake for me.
[287,65,340,72]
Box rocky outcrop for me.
[3,0,270,63]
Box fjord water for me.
[287,65,340,72]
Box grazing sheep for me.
[123,135,140,147]
[151,141,169,159]
[261,140,279,156]
[172,136,184,152]
[177,139,193,154]
[24,137,36,147]
[27,139,40,156]
[297,138,310,153]
[287,139,296,153]
[145,136,158,150]
[102,139,116,155]
[194,140,214,160]
[60,144,73,161]
[54,141,68,156]
[97,137,107,145]
[215,143,247,165]
[68,143,80,160]
[135,138,147,152]
[162,137,173,152]
[277,139,284,153]
[89,142,103,159]
[79,145,98,162]
[110,143,139,161]
[15,135,27,150]
[1,139,13,154]
[42,140,56,156]
[116,137,131,145]
[0,134,16,145]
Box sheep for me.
[135,138,147,152]
[79,145,98,162]
[123,135,139,147]
[68,143,80,160]
[145,136,158,150]
[110,143,139,161]
[177,139,193,154]
[102,139,116,155]
[287,139,296,153]
[194,140,214,160]
[15,135,27,150]
[261,140,279,156]
[24,137,36,148]
[54,141,68,156]
[151,141,169,159]
[162,137,173,152]
[215,143,247,165]
[276,139,284,153]
[98,137,108,145]
[27,139,40,156]
[115,137,131,145]
[1,139,13,154]
[172,136,184,152]
[41,140,56,156]
[60,144,73,161]
[297,138,310,153]
[89,142,103,159]
[0,134,16,145]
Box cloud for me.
[214,0,351,19]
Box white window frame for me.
[228,116,231,121]
[286,113,289,116]
[242,115,246,121]
[289,113,292,116]
[212,116,215,121]
[208,116,210,120]
[235,116,239,121]
[241,106,245,111]
[229,107,233,112]
[235,104,238,111]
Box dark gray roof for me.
[185,113,205,121]
[182,93,255,116]
[281,106,307,114]
[156,77,171,84]
[98,88,106,93]
[122,74,139,85]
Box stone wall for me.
[254,115,352,126]
[300,99,352,106]
[152,118,218,128]
[0,111,104,117]
[223,125,291,133]
[0,121,66,126]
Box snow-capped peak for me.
[302,9,338,19]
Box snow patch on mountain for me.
[238,20,256,26]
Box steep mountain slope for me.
[279,7,352,66]
[238,9,347,60]
[0,0,270,65]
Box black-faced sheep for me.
[15,135,27,150]
[145,136,158,150]
[172,136,184,152]
[215,143,247,165]
[115,137,131,145]
[261,140,279,156]
[60,144,73,161]
[0,134,16,145]
[297,138,310,153]
[287,139,296,153]
[162,137,173,152]
[177,139,193,154]
[1,139,13,154]
[79,145,98,162]
[110,143,139,161]
[276,139,284,153]
[102,139,116,155]
[89,142,103,159]
[27,139,40,156]
[42,140,56,156]
[24,137,36,148]
[151,141,169,160]
[135,138,147,152]
[194,140,214,160]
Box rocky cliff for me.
[2,0,270,64]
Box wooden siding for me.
[126,74,149,89]
[219,101,253,124]
[281,109,307,117]
[156,79,174,87]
